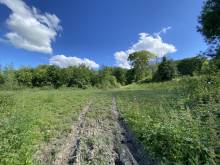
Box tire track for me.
[112,97,155,165]
[53,100,93,165]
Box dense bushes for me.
[181,75,220,108]
[115,78,220,164]
[153,57,176,81]
[176,56,206,76]
[0,65,125,89]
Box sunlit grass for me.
[0,89,92,164]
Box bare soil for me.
[37,97,154,165]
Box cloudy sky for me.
[0,0,206,69]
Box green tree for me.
[2,65,18,89]
[177,56,206,76]
[32,65,49,87]
[112,67,127,85]
[154,57,176,81]
[65,65,94,89]
[46,65,63,88]
[92,67,119,88]
[16,67,33,87]
[198,0,220,62]
[0,73,4,85]
[128,50,155,82]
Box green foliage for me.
[32,65,49,87]
[0,89,92,164]
[128,50,156,81]
[16,67,33,87]
[153,57,176,81]
[180,76,220,108]
[46,65,63,88]
[213,51,220,69]
[125,68,135,84]
[198,0,220,58]
[93,67,119,89]
[112,67,127,85]
[0,93,14,111]
[198,0,220,44]
[65,65,94,89]
[177,56,206,76]
[2,65,19,89]
[0,73,4,85]
[114,78,220,164]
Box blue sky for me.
[0,0,206,69]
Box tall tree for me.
[198,0,220,58]
[154,57,175,81]
[128,50,155,82]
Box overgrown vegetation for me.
[114,76,220,164]
[0,89,92,164]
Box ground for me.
[0,80,219,164]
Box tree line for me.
[0,52,218,89]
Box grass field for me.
[0,80,219,164]
[0,89,92,164]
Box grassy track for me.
[0,89,92,165]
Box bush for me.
[32,65,49,87]
[112,67,127,85]
[46,65,63,88]
[0,73,4,85]
[180,76,220,108]
[93,68,119,89]
[65,65,94,89]
[177,56,206,76]
[16,68,33,87]
[153,57,176,81]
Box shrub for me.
[16,68,33,87]
[0,73,4,85]
[153,57,176,81]
[180,76,220,108]
[177,56,206,76]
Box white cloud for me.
[114,28,177,69]
[155,26,172,36]
[0,0,61,54]
[49,55,100,69]
[114,51,131,69]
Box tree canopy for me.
[198,0,220,58]
[128,50,155,81]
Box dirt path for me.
[38,96,154,165]
[53,100,93,165]
[112,97,155,165]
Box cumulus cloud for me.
[0,0,61,54]
[49,55,100,69]
[114,27,177,69]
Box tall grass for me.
[114,77,220,164]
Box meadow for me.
[0,89,92,164]
[0,77,219,164]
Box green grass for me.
[0,79,219,164]
[113,80,220,164]
[0,89,92,165]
